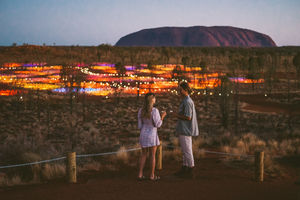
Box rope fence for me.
[164,144,255,158]
[76,147,141,158]
[0,143,264,183]
[0,157,66,169]
[200,149,255,158]
[0,147,142,170]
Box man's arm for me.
[177,100,193,121]
[173,113,192,121]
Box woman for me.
[137,93,166,181]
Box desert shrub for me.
[195,148,206,159]
[108,146,131,166]
[192,136,205,150]
[162,148,181,162]
[41,163,65,181]
[236,133,266,154]
[115,146,129,164]
[78,161,102,172]
[169,136,179,147]
[219,133,267,157]
[278,138,300,155]
[263,154,287,178]
[0,175,23,187]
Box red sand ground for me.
[0,155,299,200]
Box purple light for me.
[125,66,135,71]
[23,63,47,67]
[53,87,106,93]
[229,77,245,81]
[92,63,115,67]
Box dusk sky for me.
[0,0,299,46]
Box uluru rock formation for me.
[115,26,276,47]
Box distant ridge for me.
[115,26,276,47]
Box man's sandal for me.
[137,176,146,181]
[149,175,160,181]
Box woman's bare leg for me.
[149,146,158,179]
[138,148,148,178]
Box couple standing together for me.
[137,82,199,181]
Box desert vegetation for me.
[0,91,299,186]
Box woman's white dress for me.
[138,107,162,148]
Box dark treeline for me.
[1,45,300,71]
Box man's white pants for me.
[179,135,194,167]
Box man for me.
[173,82,199,178]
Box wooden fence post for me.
[255,151,264,182]
[66,152,76,183]
[157,141,163,170]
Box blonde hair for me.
[141,93,155,119]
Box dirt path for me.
[1,156,299,200]
[239,94,300,115]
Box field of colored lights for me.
[0,63,264,97]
